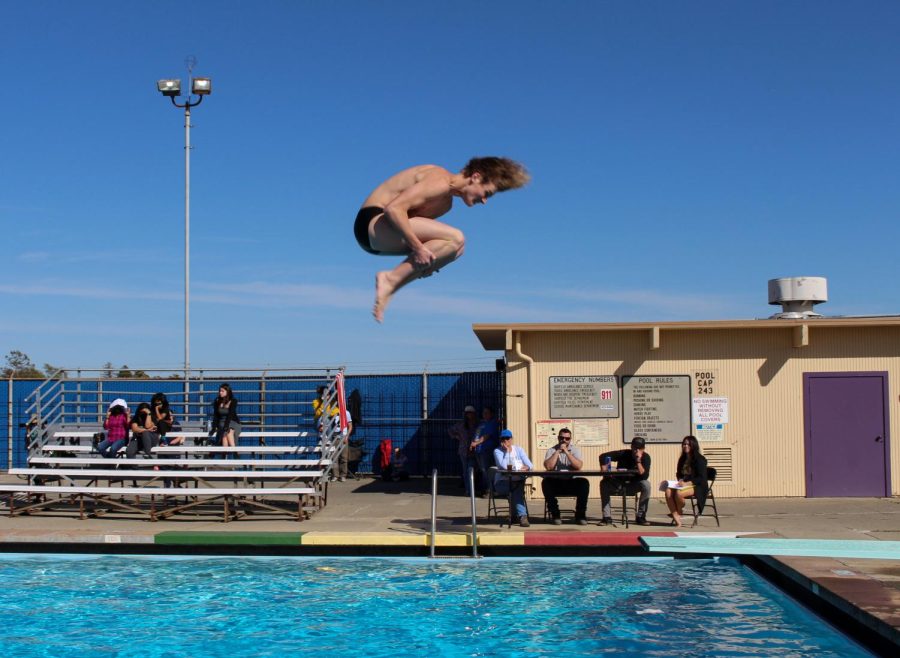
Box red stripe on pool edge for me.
[524,532,677,546]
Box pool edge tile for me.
[155,531,303,546]
[301,532,427,546]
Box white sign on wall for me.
[692,397,729,424]
[536,419,609,451]
[572,419,609,447]
[535,419,574,450]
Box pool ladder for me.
[429,468,481,559]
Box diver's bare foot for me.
[373,272,392,323]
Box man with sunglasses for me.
[542,428,590,525]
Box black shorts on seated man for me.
[599,437,652,526]
[542,427,590,525]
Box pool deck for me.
[1,475,898,651]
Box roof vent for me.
[768,277,828,319]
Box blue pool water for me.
[0,555,870,657]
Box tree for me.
[43,363,67,378]
[2,350,43,378]
[113,365,150,379]
[102,361,114,378]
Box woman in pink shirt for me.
[98,399,130,458]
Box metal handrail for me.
[429,468,480,559]
[23,368,64,402]
[430,469,438,558]
[468,467,480,558]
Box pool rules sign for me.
[549,376,619,418]
[623,375,692,443]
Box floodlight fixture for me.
[157,79,182,97]
[191,77,212,95]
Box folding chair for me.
[347,440,365,481]
[543,495,577,522]
[688,467,720,527]
[485,470,504,520]
[487,479,500,519]
[488,477,529,527]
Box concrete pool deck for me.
[1,475,898,651]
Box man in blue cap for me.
[492,429,534,527]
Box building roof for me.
[472,316,900,351]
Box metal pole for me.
[97,379,103,423]
[199,370,205,430]
[429,468,438,558]
[76,371,82,427]
[6,378,12,469]
[183,374,190,426]
[184,103,191,376]
[260,373,267,432]
[422,371,428,475]
[469,467,479,558]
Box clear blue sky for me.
[2,1,899,373]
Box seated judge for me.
[492,429,534,528]
[662,435,708,527]
[542,427,590,525]
[599,437,652,526]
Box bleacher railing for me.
[6,368,505,475]
[24,367,345,462]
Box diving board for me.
[640,536,900,560]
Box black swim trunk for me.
[354,206,384,255]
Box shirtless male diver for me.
[354,156,529,322]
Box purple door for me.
[803,372,890,497]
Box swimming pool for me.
[0,555,870,657]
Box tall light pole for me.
[157,62,211,377]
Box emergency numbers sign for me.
[549,376,619,418]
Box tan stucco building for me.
[473,317,900,499]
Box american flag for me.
[335,371,348,432]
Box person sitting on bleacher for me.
[127,402,158,459]
[98,400,130,458]
[312,386,331,425]
[212,383,242,449]
[151,392,184,447]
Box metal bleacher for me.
[0,366,348,522]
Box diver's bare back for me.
[362,165,454,219]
